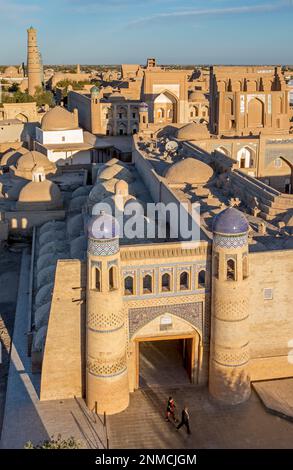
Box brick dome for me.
[41,106,78,131]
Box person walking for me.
[176,405,191,435]
[165,396,177,422]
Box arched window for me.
[124,276,134,295]
[161,273,171,292]
[180,271,189,290]
[198,270,206,288]
[225,97,233,115]
[237,146,255,169]
[227,259,236,281]
[143,274,152,294]
[95,268,101,291]
[157,108,165,119]
[243,255,249,280]
[109,266,117,291]
[248,98,264,127]
[202,105,208,118]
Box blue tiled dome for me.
[88,211,119,239]
[90,86,99,96]
[213,207,249,235]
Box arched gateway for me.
[128,312,202,390]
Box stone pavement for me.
[253,379,293,420]
[0,250,106,449]
[107,385,293,449]
[139,340,190,388]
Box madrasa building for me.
[1,60,293,415]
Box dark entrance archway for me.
[134,333,199,389]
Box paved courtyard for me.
[0,245,21,436]
[107,385,293,449]
[139,340,190,388]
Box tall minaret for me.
[209,207,251,405]
[27,26,42,96]
[86,210,129,414]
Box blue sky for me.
[0,0,292,65]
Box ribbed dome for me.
[176,122,209,141]
[15,151,56,180]
[41,106,78,131]
[164,158,214,185]
[213,207,249,235]
[16,180,62,211]
[88,211,120,239]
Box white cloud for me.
[128,2,290,26]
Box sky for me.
[0,0,292,65]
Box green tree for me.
[34,86,54,107]
[8,83,19,92]
[24,434,81,449]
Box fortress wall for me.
[68,91,92,133]
[133,139,197,236]
[132,142,161,202]
[40,259,86,401]
[249,249,293,380]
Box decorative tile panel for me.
[214,233,247,249]
[88,237,119,256]
[128,302,203,338]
